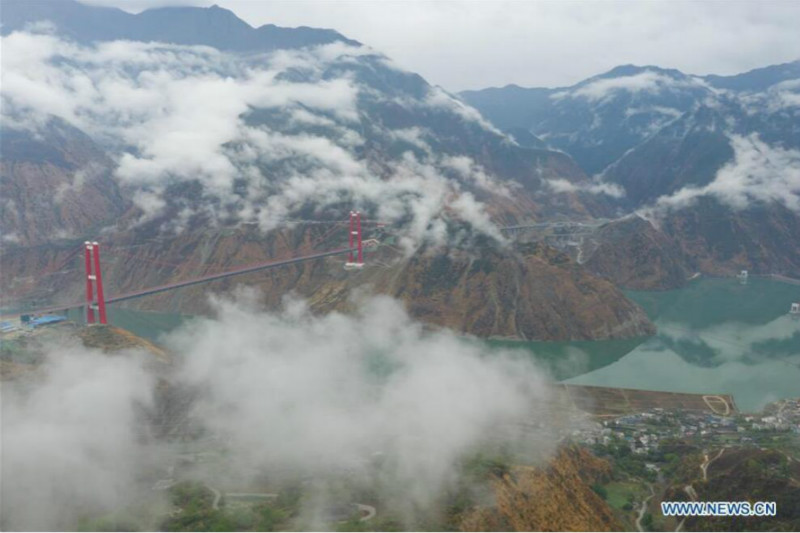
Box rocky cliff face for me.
[459,445,621,531]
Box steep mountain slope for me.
[597,88,800,280]
[600,92,799,207]
[0,118,128,247]
[600,104,735,208]
[461,61,800,176]
[704,60,800,92]
[462,65,712,175]
[574,199,800,289]
[658,199,800,277]
[582,216,691,290]
[387,242,654,340]
[662,447,800,532]
[459,446,622,531]
[2,1,604,236]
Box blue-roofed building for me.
[30,315,67,328]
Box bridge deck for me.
[20,247,355,316]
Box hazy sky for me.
[53,1,800,91]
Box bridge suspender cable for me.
[105,247,355,305]
[22,213,365,324]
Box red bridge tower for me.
[345,210,364,269]
[84,241,108,324]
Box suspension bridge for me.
[8,215,614,327]
[14,211,368,325]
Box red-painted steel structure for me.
[346,210,364,267]
[92,242,108,324]
[349,211,355,263]
[84,242,95,324]
[84,241,108,324]
[357,212,363,265]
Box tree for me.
[642,512,654,531]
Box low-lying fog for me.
[1,291,560,530]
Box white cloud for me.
[623,105,683,120]
[388,126,432,153]
[53,162,107,203]
[169,292,555,516]
[1,31,510,248]
[553,70,707,103]
[1,231,22,244]
[441,155,514,196]
[648,134,800,213]
[546,177,625,198]
[1,292,560,529]
[740,77,800,113]
[425,86,507,136]
[1,343,157,530]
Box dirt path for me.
[701,448,724,481]
[783,453,800,485]
[636,483,655,532]
[211,490,376,522]
[701,395,731,415]
[674,453,723,533]
[209,486,221,510]
[356,504,377,521]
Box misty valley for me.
[3,277,798,531]
[58,276,800,413]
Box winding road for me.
[700,448,725,481]
[673,449,725,531]
[207,488,375,522]
[209,486,221,510]
[636,483,655,532]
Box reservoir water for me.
[88,277,799,413]
[567,277,800,412]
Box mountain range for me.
[2,0,798,341]
[1,0,359,51]
[463,60,800,286]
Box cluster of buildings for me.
[569,401,800,455]
[757,398,800,430]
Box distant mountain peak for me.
[591,64,689,82]
[702,59,800,92]
[0,0,360,52]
